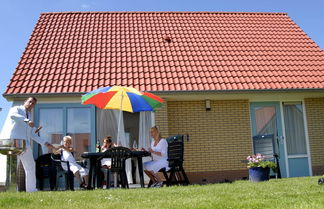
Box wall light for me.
[205,100,211,111]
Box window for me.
[39,108,64,147]
[67,108,91,159]
[36,104,95,160]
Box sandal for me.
[155,182,163,188]
[80,183,88,189]
[150,182,158,188]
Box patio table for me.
[81,150,151,189]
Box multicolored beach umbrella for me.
[81,86,163,112]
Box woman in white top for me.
[143,126,169,188]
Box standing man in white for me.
[0,97,53,192]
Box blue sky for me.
[0,0,323,129]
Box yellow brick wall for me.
[305,98,324,166]
[161,100,252,173]
[155,101,169,138]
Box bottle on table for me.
[96,139,101,152]
[133,140,138,150]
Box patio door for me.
[282,102,310,177]
[250,102,287,177]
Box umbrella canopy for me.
[81,86,163,112]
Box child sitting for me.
[100,136,116,188]
[53,136,89,189]
[101,136,114,169]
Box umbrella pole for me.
[117,93,124,146]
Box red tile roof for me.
[4,12,324,95]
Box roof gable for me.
[4,12,324,95]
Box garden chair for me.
[97,147,132,188]
[35,153,56,190]
[51,152,75,190]
[253,134,281,178]
[148,135,190,187]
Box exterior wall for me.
[155,101,169,138]
[0,154,6,187]
[161,100,252,183]
[305,98,324,175]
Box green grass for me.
[1,176,324,209]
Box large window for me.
[36,104,95,160]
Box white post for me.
[0,154,7,188]
[117,92,124,146]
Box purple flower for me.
[246,153,266,167]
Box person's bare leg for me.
[149,170,158,182]
[144,170,158,183]
[83,175,89,186]
[152,172,163,183]
[145,170,157,187]
[152,172,165,188]
[74,171,82,185]
[144,170,153,181]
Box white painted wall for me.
[0,154,7,186]
[0,105,7,186]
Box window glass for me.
[253,106,277,158]
[283,104,307,155]
[255,106,276,136]
[39,108,64,152]
[67,108,91,159]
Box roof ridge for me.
[40,11,288,16]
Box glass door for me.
[250,102,287,177]
[283,102,310,177]
[67,107,92,160]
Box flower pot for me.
[249,167,270,182]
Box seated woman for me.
[143,126,169,188]
[53,136,89,189]
[101,136,114,169]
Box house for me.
[2,11,324,184]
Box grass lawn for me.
[1,176,324,209]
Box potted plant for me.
[246,153,277,182]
